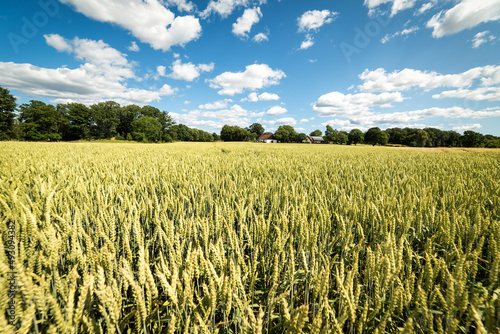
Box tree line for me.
[0,86,216,143]
[220,123,500,148]
[2,86,499,147]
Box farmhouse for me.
[307,136,325,144]
[257,133,278,143]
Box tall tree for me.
[247,123,265,137]
[364,127,382,146]
[59,103,91,140]
[275,125,298,143]
[348,129,364,145]
[324,125,338,143]
[310,129,322,137]
[461,130,485,147]
[19,100,66,141]
[131,116,162,142]
[0,86,17,140]
[90,101,121,139]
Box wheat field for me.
[0,142,499,333]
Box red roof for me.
[257,133,275,141]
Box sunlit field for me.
[1,142,499,333]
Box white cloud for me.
[59,0,201,51]
[232,7,262,37]
[299,35,315,50]
[299,119,309,123]
[313,91,405,117]
[358,67,485,93]
[199,98,233,109]
[416,1,435,15]
[127,41,140,52]
[241,91,280,102]
[433,87,500,101]
[0,61,176,106]
[165,0,195,12]
[266,106,287,116]
[170,103,252,129]
[44,34,72,52]
[209,63,285,96]
[471,30,496,48]
[1,35,177,105]
[157,65,167,77]
[201,0,248,18]
[364,0,418,17]
[427,0,500,38]
[253,32,268,42]
[263,117,297,126]
[167,59,215,81]
[381,26,419,43]
[315,106,500,128]
[298,10,338,32]
[453,123,482,132]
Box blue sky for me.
[1,0,500,135]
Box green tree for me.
[58,103,91,140]
[90,101,121,139]
[220,125,249,141]
[338,131,348,144]
[117,105,141,137]
[348,129,364,145]
[324,125,338,143]
[414,129,429,147]
[275,125,298,143]
[376,131,389,146]
[310,129,322,137]
[0,86,17,140]
[364,127,382,146]
[131,116,162,142]
[461,130,485,148]
[19,100,66,141]
[297,133,308,142]
[247,123,265,137]
[212,132,221,141]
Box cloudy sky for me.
[1,0,500,135]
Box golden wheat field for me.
[0,142,499,333]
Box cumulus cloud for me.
[170,103,252,129]
[232,7,262,37]
[265,106,287,116]
[298,10,338,32]
[59,0,201,51]
[453,123,482,132]
[358,67,485,93]
[253,32,268,42]
[127,41,140,52]
[299,35,315,50]
[416,2,435,15]
[165,0,195,12]
[44,33,72,52]
[427,0,500,38]
[297,10,337,50]
[263,117,297,126]
[209,63,285,96]
[199,99,233,109]
[313,91,405,117]
[471,31,496,48]
[364,0,418,17]
[241,91,280,102]
[201,0,249,18]
[1,35,177,105]
[381,26,419,43]
[316,107,500,129]
[166,59,215,81]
